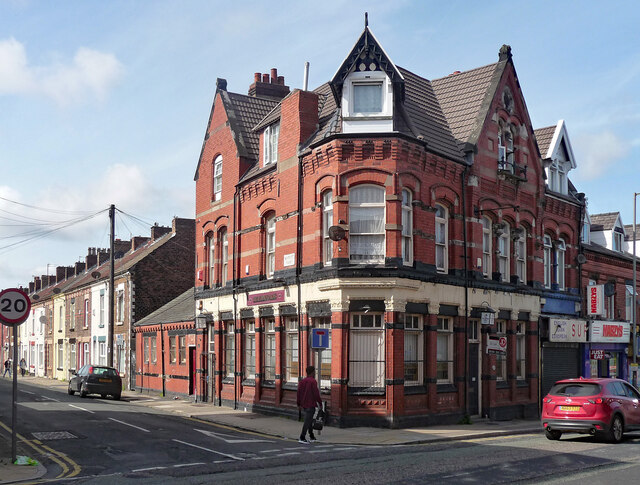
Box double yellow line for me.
[0,421,81,481]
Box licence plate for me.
[99,378,112,383]
[559,405,580,411]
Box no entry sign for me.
[0,288,31,326]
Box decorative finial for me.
[365,12,368,28]
[499,44,512,61]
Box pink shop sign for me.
[247,290,285,306]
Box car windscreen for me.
[91,367,118,377]
[548,383,601,397]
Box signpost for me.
[311,328,329,392]
[0,288,31,464]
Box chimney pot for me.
[277,76,285,85]
[270,68,277,83]
[254,72,261,83]
[262,73,269,83]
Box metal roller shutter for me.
[542,343,580,397]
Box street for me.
[3,378,640,484]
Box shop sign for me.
[589,320,630,343]
[247,290,285,307]
[590,349,612,360]
[587,285,604,316]
[487,336,507,355]
[550,318,587,342]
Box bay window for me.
[284,317,299,383]
[349,185,385,263]
[436,317,453,384]
[435,204,448,272]
[404,314,423,386]
[322,190,333,265]
[482,217,492,277]
[349,313,385,388]
[402,189,413,265]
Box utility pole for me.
[108,204,115,367]
[633,193,638,386]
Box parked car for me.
[68,365,122,400]
[541,377,640,443]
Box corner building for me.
[194,26,582,426]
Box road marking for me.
[172,439,245,461]
[308,449,333,453]
[260,448,287,453]
[274,452,300,457]
[41,395,60,402]
[213,459,235,464]
[194,428,273,443]
[173,462,205,468]
[133,466,167,472]
[331,447,357,451]
[187,416,281,440]
[20,390,35,394]
[109,418,150,433]
[68,404,94,414]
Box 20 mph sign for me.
[0,288,31,326]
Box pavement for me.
[1,375,542,483]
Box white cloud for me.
[0,37,123,105]
[573,131,630,181]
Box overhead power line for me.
[0,195,97,215]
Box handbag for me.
[312,406,326,430]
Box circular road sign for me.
[0,288,31,326]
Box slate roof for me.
[431,62,501,149]
[134,288,195,327]
[225,92,278,161]
[534,126,556,159]
[624,225,639,241]
[583,241,635,262]
[590,212,620,231]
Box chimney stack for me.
[56,266,66,282]
[131,236,150,251]
[98,249,110,265]
[113,239,131,257]
[85,247,98,269]
[248,68,290,101]
[34,276,41,292]
[48,275,56,286]
[74,262,85,275]
[150,224,171,241]
[29,282,35,293]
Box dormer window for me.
[613,231,623,252]
[342,71,393,134]
[263,122,279,166]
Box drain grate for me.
[32,431,77,440]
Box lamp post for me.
[633,193,639,386]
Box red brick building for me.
[194,25,582,426]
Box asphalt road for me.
[3,378,640,484]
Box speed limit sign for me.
[0,288,31,326]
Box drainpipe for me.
[160,323,165,397]
[461,162,470,418]
[232,185,240,410]
[296,152,304,384]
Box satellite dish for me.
[91,271,101,279]
[575,253,587,265]
[328,225,346,241]
[32,294,40,301]
[604,282,616,297]
[39,316,47,323]
[52,288,61,294]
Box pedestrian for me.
[296,365,322,444]
[3,358,11,378]
[19,357,27,377]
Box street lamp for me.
[480,301,496,326]
[633,192,639,386]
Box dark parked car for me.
[68,365,122,400]
[542,377,640,443]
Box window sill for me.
[436,383,456,393]
[516,379,529,388]
[222,377,234,385]
[261,381,275,388]
[404,385,427,395]
[496,381,509,389]
[282,382,299,391]
[242,379,256,387]
[348,387,385,395]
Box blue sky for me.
[1,0,639,290]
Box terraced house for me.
[191,24,583,426]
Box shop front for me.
[583,320,630,381]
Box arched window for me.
[515,227,526,283]
[498,124,515,173]
[435,204,448,273]
[322,190,333,265]
[264,213,276,278]
[205,232,215,287]
[349,185,385,263]
[482,217,492,277]
[543,235,552,288]
[219,228,228,286]
[556,239,566,289]
[213,155,223,201]
[497,222,510,282]
[402,189,413,265]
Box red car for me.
[542,377,640,442]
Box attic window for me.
[353,82,383,114]
[263,122,279,166]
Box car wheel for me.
[545,428,562,440]
[67,386,75,396]
[80,385,88,398]
[101,394,107,399]
[113,394,121,401]
[609,415,624,443]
